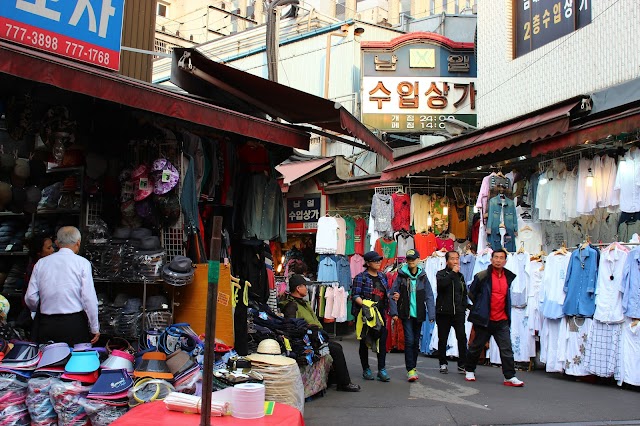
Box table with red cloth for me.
[110,400,304,426]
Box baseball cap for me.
[288,274,307,293]
[363,251,383,263]
[405,249,420,260]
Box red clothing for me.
[354,217,368,255]
[236,142,270,173]
[391,193,411,231]
[414,233,437,257]
[472,218,480,245]
[436,237,454,251]
[490,268,509,321]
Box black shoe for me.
[337,383,361,392]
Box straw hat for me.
[246,339,295,366]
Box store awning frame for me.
[172,48,394,161]
[0,42,310,150]
[382,99,583,179]
[276,158,334,188]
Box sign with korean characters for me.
[287,196,321,232]
[362,77,478,132]
[514,0,591,58]
[0,0,125,71]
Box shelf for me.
[94,278,164,285]
[0,212,28,217]
[46,166,83,174]
[35,209,81,215]
[0,251,29,256]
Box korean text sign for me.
[287,196,321,231]
[514,0,591,58]
[1,0,125,70]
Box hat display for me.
[101,350,134,374]
[162,255,194,286]
[64,350,100,373]
[89,368,133,395]
[150,159,179,195]
[405,249,421,260]
[132,164,152,201]
[73,343,93,352]
[146,295,169,311]
[0,182,11,210]
[130,228,152,240]
[166,349,195,376]
[363,251,383,263]
[37,343,71,369]
[288,274,307,293]
[133,352,173,380]
[12,158,30,180]
[60,370,99,384]
[246,339,295,366]
[128,377,175,406]
[154,192,181,227]
[23,185,42,214]
[122,298,143,314]
[135,199,154,218]
[1,341,39,364]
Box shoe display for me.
[465,371,476,381]
[439,364,448,374]
[457,366,466,374]
[337,383,361,392]
[377,368,391,382]
[504,377,524,387]
[362,368,375,380]
[407,369,418,382]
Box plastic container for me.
[231,383,264,420]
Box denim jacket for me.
[622,247,640,318]
[562,246,598,317]
[486,195,518,236]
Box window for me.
[430,0,435,14]
[157,2,167,17]
[336,0,346,21]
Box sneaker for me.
[337,383,361,392]
[377,369,391,382]
[439,364,448,374]
[457,366,466,374]
[465,371,476,382]
[362,368,374,380]
[504,377,524,387]
[407,369,418,382]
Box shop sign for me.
[513,0,591,58]
[287,196,321,232]
[362,76,477,132]
[0,0,125,71]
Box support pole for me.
[199,216,223,426]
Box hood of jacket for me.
[399,263,425,279]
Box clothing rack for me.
[326,208,369,216]
[306,281,342,341]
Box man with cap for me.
[435,250,469,374]
[351,251,397,382]
[25,226,100,345]
[280,274,360,392]
[391,249,435,382]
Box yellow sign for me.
[410,49,435,68]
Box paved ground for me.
[303,333,640,426]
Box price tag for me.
[162,169,172,183]
[217,292,230,306]
[5,244,12,252]
[283,337,292,351]
[138,178,149,190]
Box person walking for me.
[464,248,524,386]
[25,226,100,345]
[391,249,435,382]
[281,274,360,392]
[435,250,469,374]
[352,251,397,382]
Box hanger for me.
[520,225,533,233]
[230,275,250,289]
[580,235,591,250]
[555,241,568,255]
[396,187,405,194]
[517,241,526,254]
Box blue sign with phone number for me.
[1,0,125,70]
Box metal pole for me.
[199,216,223,426]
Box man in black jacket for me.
[435,250,468,374]
[464,249,524,387]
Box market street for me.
[304,333,640,426]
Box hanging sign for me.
[0,0,126,71]
[287,196,321,232]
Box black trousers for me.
[465,320,516,379]
[436,312,468,368]
[359,325,387,371]
[37,311,91,346]
[327,340,351,386]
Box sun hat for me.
[112,293,129,308]
[64,350,100,373]
[37,343,70,369]
[0,367,32,379]
[150,158,179,195]
[130,227,152,240]
[1,341,39,364]
[23,185,42,214]
[246,339,295,366]
[162,255,194,286]
[73,343,93,352]
[134,236,163,255]
[128,377,175,406]
[60,370,99,384]
[133,352,173,380]
[89,368,133,395]
[166,349,194,376]
[101,350,135,374]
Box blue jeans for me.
[402,317,423,371]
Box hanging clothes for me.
[350,254,365,279]
[317,255,338,282]
[354,217,368,255]
[336,255,352,290]
[594,244,628,323]
[541,251,571,320]
[374,237,397,271]
[371,193,394,236]
[449,203,469,239]
[615,318,640,386]
[527,259,545,333]
[540,318,563,373]
[585,320,623,378]
[335,216,347,256]
[414,232,437,258]
[576,157,599,215]
[395,233,414,260]
[460,253,476,285]
[558,316,593,377]
[614,149,640,213]
[410,193,430,233]
[621,246,640,318]
[562,246,599,317]
[316,216,339,254]
[344,216,356,256]
[391,192,411,231]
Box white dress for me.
[558,316,592,376]
[576,158,598,215]
[316,217,338,254]
[615,318,640,386]
[540,318,564,373]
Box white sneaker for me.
[439,364,448,374]
[504,377,524,387]
[465,371,476,381]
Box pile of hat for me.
[120,158,181,229]
[0,156,47,216]
[0,219,26,253]
[114,297,143,339]
[111,227,165,282]
[162,255,195,286]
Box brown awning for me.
[276,158,334,187]
[171,48,394,161]
[0,42,310,149]
[382,101,580,179]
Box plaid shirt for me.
[351,271,397,316]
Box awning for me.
[382,100,580,179]
[171,48,394,161]
[276,158,334,187]
[0,42,310,149]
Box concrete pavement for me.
[303,333,640,426]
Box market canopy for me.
[171,48,394,162]
[0,42,310,150]
[382,99,582,179]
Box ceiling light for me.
[586,167,594,187]
[539,173,548,185]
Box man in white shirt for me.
[25,227,100,345]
